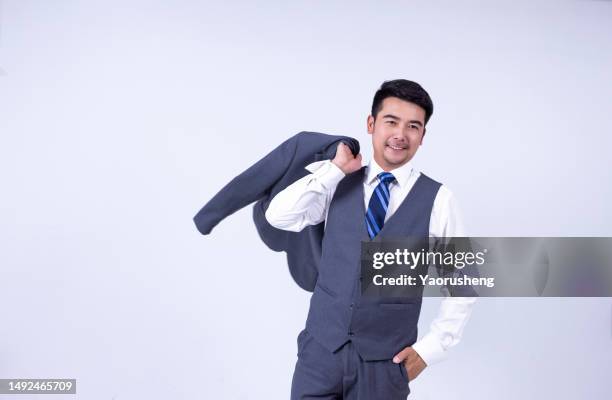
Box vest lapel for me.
[353,167,371,242]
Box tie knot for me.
[377,172,395,185]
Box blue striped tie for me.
[365,172,396,239]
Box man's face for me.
[367,96,426,171]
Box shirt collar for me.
[364,157,414,188]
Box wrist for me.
[331,159,348,174]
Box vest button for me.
[349,303,354,309]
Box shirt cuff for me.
[305,159,346,189]
[411,331,448,366]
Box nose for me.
[391,133,407,143]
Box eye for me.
[386,120,396,125]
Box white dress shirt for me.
[265,157,476,366]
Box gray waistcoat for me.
[304,165,442,361]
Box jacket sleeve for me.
[193,134,298,235]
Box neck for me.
[373,154,408,172]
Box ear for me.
[367,115,375,134]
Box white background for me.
[0,0,611,399]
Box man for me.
[266,79,476,399]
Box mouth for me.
[386,144,407,151]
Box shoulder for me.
[417,172,442,187]
[416,172,458,207]
[413,172,445,199]
[436,184,455,202]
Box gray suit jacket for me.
[193,131,360,291]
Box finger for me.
[392,347,412,363]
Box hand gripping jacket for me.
[193,131,360,292]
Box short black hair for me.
[371,79,434,125]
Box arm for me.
[394,186,477,375]
[265,142,362,232]
[264,159,346,231]
[410,296,476,365]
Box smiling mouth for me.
[387,144,407,151]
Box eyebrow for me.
[381,114,423,127]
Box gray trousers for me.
[290,328,411,399]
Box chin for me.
[383,156,408,166]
